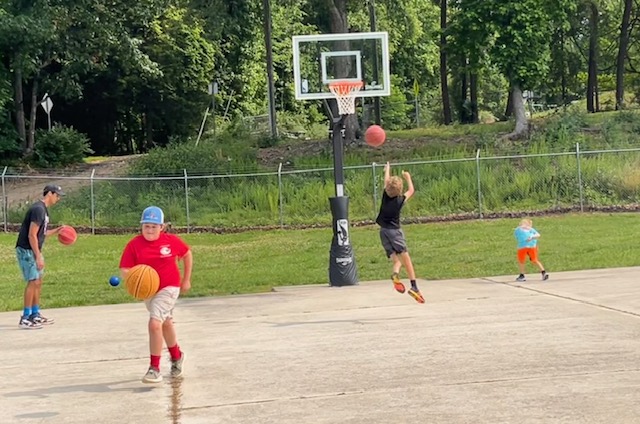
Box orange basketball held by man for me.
[57,225,77,245]
[119,206,193,384]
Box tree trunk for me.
[144,112,153,150]
[595,77,600,112]
[504,87,514,118]
[503,83,528,139]
[560,29,567,104]
[587,2,598,113]
[470,72,478,123]
[326,0,358,141]
[459,58,469,123]
[439,0,452,124]
[616,0,632,110]
[12,65,27,150]
[27,79,39,154]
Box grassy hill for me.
[6,107,640,230]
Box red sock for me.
[150,355,161,370]
[168,344,181,361]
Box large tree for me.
[616,0,633,109]
[439,0,452,124]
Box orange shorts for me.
[517,247,539,263]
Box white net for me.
[328,81,363,115]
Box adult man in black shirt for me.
[15,184,64,329]
[375,162,424,303]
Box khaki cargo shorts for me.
[145,286,180,322]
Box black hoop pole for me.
[328,110,358,287]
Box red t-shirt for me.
[119,233,190,290]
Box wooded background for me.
[1,0,638,161]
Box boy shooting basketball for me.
[376,162,424,303]
[119,206,193,383]
[514,218,549,282]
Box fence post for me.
[476,149,483,218]
[184,169,190,233]
[576,143,584,212]
[90,169,96,235]
[278,163,284,228]
[2,166,7,232]
[372,162,378,219]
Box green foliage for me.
[31,126,93,167]
[8,111,640,229]
[127,135,257,176]
[0,131,21,165]
[0,0,639,155]
[489,0,553,87]
[381,76,414,130]
[538,109,588,148]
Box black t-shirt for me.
[16,200,49,250]
[375,192,406,229]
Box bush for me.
[128,135,258,176]
[0,131,21,165]
[0,105,21,165]
[32,126,93,167]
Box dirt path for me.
[3,155,139,207]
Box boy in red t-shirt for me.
[119,206,193,383]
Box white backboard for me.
[292,32,390,100]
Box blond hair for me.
[385,176,403,197]
[519,218,532,228]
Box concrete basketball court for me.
[2,267,640,424]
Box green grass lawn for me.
[0,212,638,313]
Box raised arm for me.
[402,171,415,200]
[384,161,391,186]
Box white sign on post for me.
[42,97,53,114]
[40,93,53,130]
[208,81,218,95]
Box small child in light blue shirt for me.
[514,225,539,249]
[514,219,548,282]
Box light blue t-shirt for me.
[514,227,539,249]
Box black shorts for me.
[379,228,407,258]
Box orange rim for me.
[328,80,364,95]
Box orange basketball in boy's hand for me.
[125,264,160,300]
[58,225,77,245]
[365,125,386,147]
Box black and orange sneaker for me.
[392,273,405,293]
[408,288,425,304]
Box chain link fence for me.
[2,144,640,233]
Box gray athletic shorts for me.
[380,228,407,258]
[145,286,180,322]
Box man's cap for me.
[43,184,65,196]
[140,206,164,225]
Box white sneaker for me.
[142,367,163,384]
[30,313,55,325]
[19,316,42,330]
[170,352,185,378]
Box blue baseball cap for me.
[140,206,164,225]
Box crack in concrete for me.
[182,390,366,410]
[481,277,640,318]
[441,367,640,387]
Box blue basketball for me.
[109,276,121,287]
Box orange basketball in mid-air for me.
[365,125,386,147]
[58,225,77,245]
[125,264,160,300]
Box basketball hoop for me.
[328,80,363,115]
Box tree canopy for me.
[1,0,639,159]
